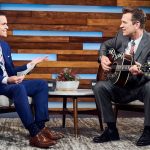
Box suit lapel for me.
[121,37,129,53]
[134,31,148,60]
[0,43,7,64]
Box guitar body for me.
[97,52,133,87]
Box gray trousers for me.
[93,80,150,126]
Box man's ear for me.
[135,21,141,29]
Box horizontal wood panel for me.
[9,43,83,50]
[8,17,87,25]
[36,61,99,68]
[31,67,98,74]
[15,49,98,55]
[88,19,121,26]
[8,24,116,33]
[2,10,149,20]
[5,36,69,43]
[117,0,150,7]
[2,11,122,19]
[69,37,105,43]
[88,19,150,27]
[0,0,116,6]
[102,31,118,37]
[3,10,149,20]
[5,36,101,43]
[14,61,99,68]
[1,10,32,17]
[25,74,51,80]
[57,55,98,61]
[32,11,122,19]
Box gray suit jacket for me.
[100,30,150,86]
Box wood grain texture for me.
[8,24,116,32]
[9,43,83,50]
[5,36,69,43]
[15,49,98,55]
[5,36,102,43]
[31,67,98,74]
[0,0,116,6]
[117,0,150,7]
[25,74,51,80]
[57,55,98,61]
[14,61,99,68]
[7,17,87,25]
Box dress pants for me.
[0,79,49,128]
[93,80,150,126]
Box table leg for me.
[73,97,78,138]
[62,97,67,128]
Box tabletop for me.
[48,89,94,96]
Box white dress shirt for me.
[125,34,143,55]
[0,45,35,84]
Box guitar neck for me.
[112,65,131,71]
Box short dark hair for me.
[122,7,147,29]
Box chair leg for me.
[95,99,103,131]
[97,110,103,131]
[113,104,119,121]
[62,97,67,128]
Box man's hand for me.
[100,55,111,71]
[7,75,25,84]
[30,56,49,66]
[129,62,143,76]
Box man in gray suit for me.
[93,7,150,146]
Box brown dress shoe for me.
[41,127,64,140]
[30,131,57,148]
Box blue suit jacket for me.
[0,40,27,84]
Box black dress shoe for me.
[93,127,120,143]
[136,129,150,146]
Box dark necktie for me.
[130,40,135,55]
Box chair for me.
[96,63,144,122]
[0,95,33,113]
[113,100,144,119]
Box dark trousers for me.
[0,79,49,128]
[93,80,150,126]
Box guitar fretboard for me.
[112,65,131,71]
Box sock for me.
[36,121,45,130]
[27,123,40,137]
[107,122,117,130]
[144,126,150,131]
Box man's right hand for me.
[100,55,111,71]
[7,75,25,84]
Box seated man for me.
[0,12,63,148]
[93,7,150,146]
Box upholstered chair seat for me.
[0,95,32,107]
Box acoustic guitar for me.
[96,49,150,86]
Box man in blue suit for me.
[0,12,63,148]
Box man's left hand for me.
[129,62,143,75]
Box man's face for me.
[120,13,137,37]
[0,15,8,37]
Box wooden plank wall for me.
[0,1,149,106]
